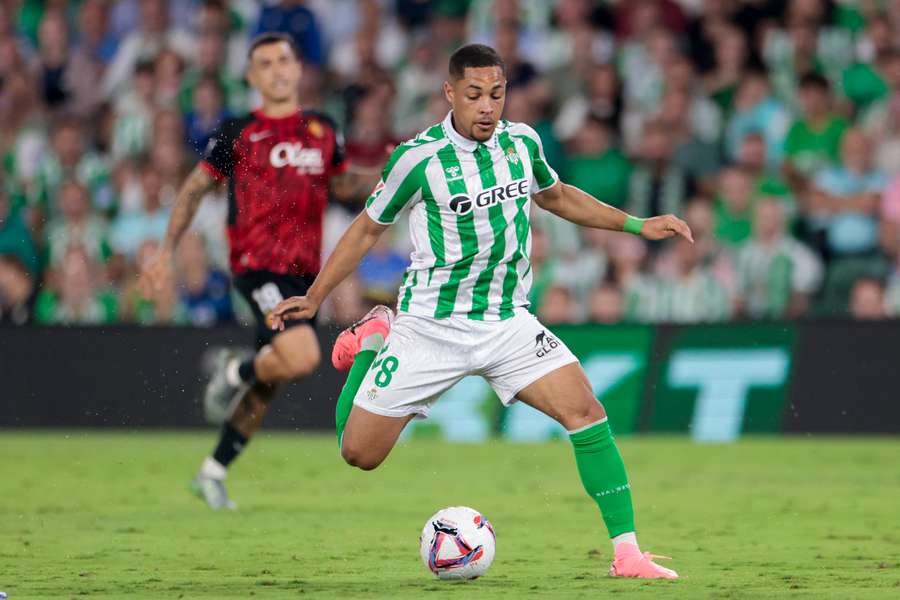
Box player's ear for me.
[443,81,453,105]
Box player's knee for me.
[561,398,607,431]
[283,349,321,380]
[341,443,383,471]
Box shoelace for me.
[643,552,672,561]
[348,306,391,333]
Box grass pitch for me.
[1,432,898,599]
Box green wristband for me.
[623,215,645,235]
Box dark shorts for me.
[233,270,317,349]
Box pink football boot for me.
[609,543,679,580]
[331,305,394,371]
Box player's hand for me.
[640,214,694,243]
[140,247,174,297]
[270,295,319,331]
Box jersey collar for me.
[253,107,302,121]
[441,111,500,152]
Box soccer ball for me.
[419,506,496,580]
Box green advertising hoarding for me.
[404,322,796,442]
[647,324,796,442]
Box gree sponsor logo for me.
[448,178,528,215]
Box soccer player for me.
[271,45,692,579]
[142,33,352,509]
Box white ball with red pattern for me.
[419,506,496,580]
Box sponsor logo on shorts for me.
[535,330,559,358]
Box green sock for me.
[334,334,384,444]
[569,419,636,538]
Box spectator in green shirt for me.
[783,72,848,190]
[736,132,793,200]
[34,244,118,325]
[44,180,111,269]
[628,120,696,220]
[840,17,894,111]
[735,196,823,319]
[625,236,732,324]
[177,29,248,117]
[565,114,632,209]
[713,166,755,246]
[0,184,39,275]
[30,117,113,219]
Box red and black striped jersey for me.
[200,108,345,277]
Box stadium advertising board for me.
[646,324,795,442]
[2,322,899,436]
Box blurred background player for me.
[142,33,356,509]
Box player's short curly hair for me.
[448,44,506,80]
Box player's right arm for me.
[270,212,388,329]
[141,119,240,295]
[140,166,217,295]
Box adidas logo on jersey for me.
[269,141,324,174]
[448,178,528,215]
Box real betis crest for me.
[506,146,519,165]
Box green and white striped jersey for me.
[366,112,559,321]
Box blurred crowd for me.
[2,0,900,327]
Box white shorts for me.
[353,310,579,419]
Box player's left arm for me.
[329,163,382,200]
[319,112,378,199]
[532,182,694,242]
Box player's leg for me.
[204,273,321,421]
[331,305,394,441]
[329,308,464,471]
[237,324,322,387]
[340,407,414,470]
[515,364,677,580]
[482,313,676,579]
[196,326,320,503]
[194,273,320,509]
[226,324,321,438]
[331,309,413,470]
[193,380,276,510]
